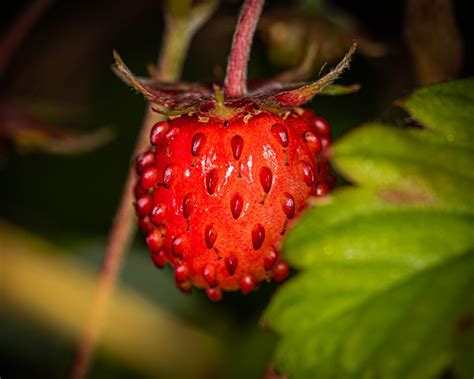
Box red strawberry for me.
[134,106,333,300]
[113,40,356,301]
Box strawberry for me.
[114,40,356,301]
[134,106,333,300]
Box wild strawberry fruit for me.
[114,41,356,301]
[134,107,333,300]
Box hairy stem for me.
[0,0,54,78]
[223,0,265,99]
[69,2,217,378]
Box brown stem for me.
[0,0,54,78]
[223,0,265,99]
[69,108,154,379]
[69,1,217,378]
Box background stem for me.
[0,0,54,78]
[69,110,151,379]
[223,0,265,99]
[69,2,218,378]
[157,0,218,81]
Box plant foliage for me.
[264,79,474,379]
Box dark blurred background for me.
[1,1,473,378]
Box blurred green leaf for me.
[401,78,474,149]
[264,80,474,378]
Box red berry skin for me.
[138,217,154,234]
[140,167,159,190]
[311,116,330,138]
[206,287,222,302]
[135,109,333,297]
[136,151,155,173]
[314,182,330,197]
[273,262,290,282]
[303,131,322,155]
[146,228,164,253]
[240,275,256,294]
[150,121,169,145]
[263,246,278,271]
[135,195,153,218]
[151,249,167,268]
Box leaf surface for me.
[264,79,474,379]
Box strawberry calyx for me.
[112,41,356,117]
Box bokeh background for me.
[1,0,473,378]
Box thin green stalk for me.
[157,0,219,81]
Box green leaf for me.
[264,79,474,379]
[284,189,474,270]
[266,251,474,379]
[401,78,474,149]
[333,124,474,211]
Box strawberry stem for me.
[224,0,265,99]
[69,2,217,379]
